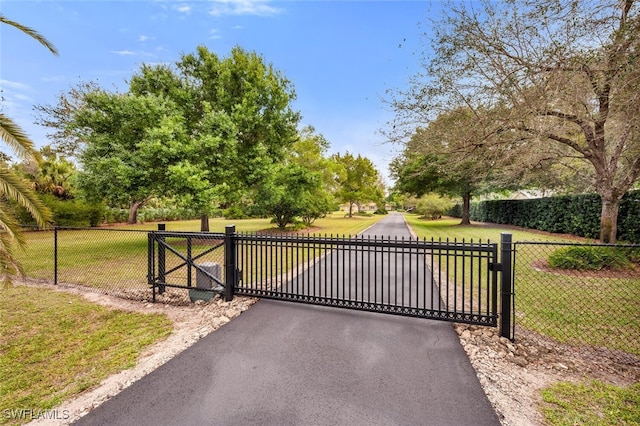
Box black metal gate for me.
[149,226,508,329]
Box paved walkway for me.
[74,214,499,426]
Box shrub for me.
[415,194,452,220]
[223,205,248,220]
[17,196,105,227]
[548,246,636,270]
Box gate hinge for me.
[489,263,502,272]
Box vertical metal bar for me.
[355,236,359,302]
[367,235,371,304]
[394,236,398,306]
[348,236,352,300]
[324,237,328,300]
[490,244,498,319]
[240,236,245,293]
[313,236,317,298]
[387,236,391,305]
[278,237,283,295]
[342,236,346,300]
[54,227,58,286]
[157,223,166,294]
[224,225,236,302]
[148,232,155,302]
[500,233,514,340]
[187,236,192,288]
[373,237,378,305]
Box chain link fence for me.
[19,227,640,365]
[513,241,640,365]
[20,227,222,305]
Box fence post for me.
[500,233,514,340]
[157,223,166,294]
[224,225,236,302]
[148,231,156,302]
[54,227,58,285]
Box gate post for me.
[157,223,166,294]
[224,225,237,302]
[500,233,514,340]
[148,231,155,302]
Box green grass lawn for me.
[541,381,640,425]
[404,215,640,357]
[16,212,385,292]
[0,286,172,425]
[406,216,640,424]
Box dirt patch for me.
[455,324,640,426]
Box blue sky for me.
[1,0,435,185]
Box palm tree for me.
[0,14,56,284]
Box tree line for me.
[388,0,640,243]
[33,46,384,230]
[1,18,385,282]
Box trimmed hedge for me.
[449,191,640,243]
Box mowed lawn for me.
[404,215,640,426]
[0,286,172,425]
[16,212,386,292]
[404,215,639,357]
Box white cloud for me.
[41,75,66,83]
[0,79,31,91]
[175,4,191,14]
[138,35,154,42]
[111,50,136,56]
[13,93,34,102]
[209,0,282,17]
[210,29,222,39]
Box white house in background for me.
[509,189,552,200]
[479,189,552,201]
[339,202,379,213]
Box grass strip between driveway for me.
[0,286,172,425]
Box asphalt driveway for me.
[74,214,499,426]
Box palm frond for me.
[0,199,26,247]
[0,165,52,228]
[0,226,24,288]
[0,113,38,161]
[0,14,58,56]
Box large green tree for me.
[72,91,181,223]
[0,14,53,283]
[130,46,301,229]
[391,107,519,224]
[40,46,300,230]
[390,0,640,243]
[258,164,326,229]
[332,152,384,218]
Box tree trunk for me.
[460,191,471,225]
[599,197,620,244]
[128,201,142,224]
[200,214,210,232]
[348,202,354,218]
